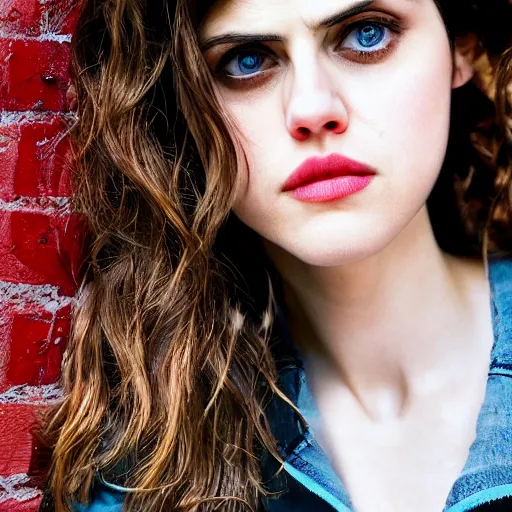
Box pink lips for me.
[282,153,375,203]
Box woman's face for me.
[199,0,464,266]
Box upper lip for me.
[282,153,376,192]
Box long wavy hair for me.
[42,0,512,510]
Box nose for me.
[285,60,348,142]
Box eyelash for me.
[214,16,403,86]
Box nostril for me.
[325,121,339,131]
[297,127,310,137]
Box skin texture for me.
[201,0,458,266]
[200,1,494,511]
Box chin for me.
[269,227,399,268]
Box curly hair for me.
[428,0,512,257]
[42,0,512,511]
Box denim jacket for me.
[73,256,512,512]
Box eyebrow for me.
[200,0,375,52]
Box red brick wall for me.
[0,1,82,510]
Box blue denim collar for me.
[266,256,512,511]
[444,257,512,511]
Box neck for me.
[266,207,491,420]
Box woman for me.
[42,0,512,510]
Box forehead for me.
[199,0,419,37]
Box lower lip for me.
[289,175,374,202]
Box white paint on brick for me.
[39,32,72,43]
[0,281,75,313]
[35,137,51,146]
[0,1,79,500]
[0,383,63,405]
[0,195,71,214]
[0,133,11,152]
[0,33,71,43]
[0,109,77,127]
[0,110,43,126]
[39,0,75,42]
[0,473,43,504]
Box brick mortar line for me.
[0,383,63,405]
[0,33,71,43]
[0,474,43,504]
[0,110,77,127]
[0,196,71,214]
[0,280,76,311]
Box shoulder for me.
[488,256,512,321]
[489,255,512,287]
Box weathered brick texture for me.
[0,1,82,510]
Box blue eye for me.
[217,19,397,81]
[238,54,262,73]
[342,23,391,53]
[356,24,385,48]
[222,51,267,77]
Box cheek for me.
[388,64,452,153]
[216,87,285,202]
[357,37,454,183]
[225,41,455,196]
